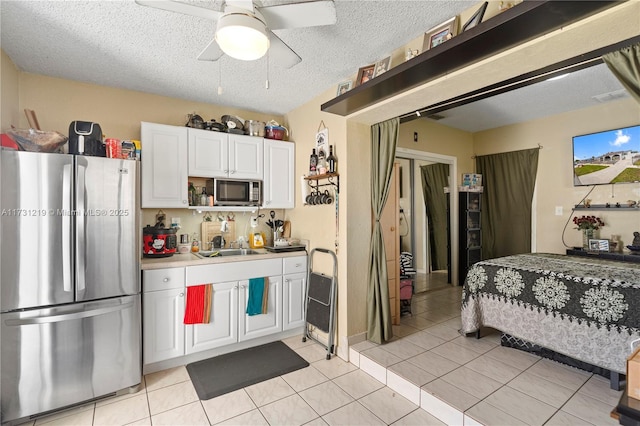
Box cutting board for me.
[201,221,236,249]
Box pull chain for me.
[217,59,223,95]
[265,50,270,90]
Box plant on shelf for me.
[573,215,605,249]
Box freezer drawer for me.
[0,295,141,423]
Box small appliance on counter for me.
[143,224,177,257]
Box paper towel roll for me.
[301,176,310,204]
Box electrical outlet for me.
[555,206,563,216]
[250,216,258,227]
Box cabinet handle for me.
[265,200,270,205]
[240,284,247,289]
[224,169,229,174]
[230,170,236,174]
[178,293,184,297]
[285,279,291,284]
[295,263,301,267]
[234,285,238,289]
[163,277,170,282]
[182,200,187,204]
[390,226,395,231]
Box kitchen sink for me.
[195,249,261,259]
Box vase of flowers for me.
[573,215,605,249]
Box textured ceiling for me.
[0,0,477,117]
[428,63,628,133]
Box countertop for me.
[140,248,307,270]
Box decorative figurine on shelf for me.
[584,199,592,208]
[628,200,637,208]
[633,232,640,247]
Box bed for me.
[461,253,640,388]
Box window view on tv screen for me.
[573,124,640,186]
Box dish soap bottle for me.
[191,232,200,253]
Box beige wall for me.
[17,72,283,141]
[285,86,359,356]
[473,97,640,253]
[1,49,20,132]
[399,119,475,185]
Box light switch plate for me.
[555,206,563,216]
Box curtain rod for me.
[471,144,543,159]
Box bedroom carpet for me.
[186,340,309,400]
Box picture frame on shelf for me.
[356,64,375,86]
[462,1,488,31]
[373,56,391,77]
[589,239,610,252]
[422,16,460,51]
[336,80,352,96]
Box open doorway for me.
[396,148,458,293]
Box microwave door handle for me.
[76,164,86,292]
[62,164,73,293]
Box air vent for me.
[591,89,629,103]
[426,113,445,121]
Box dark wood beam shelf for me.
[321,1,619,117]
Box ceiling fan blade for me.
[197,38,224,62]
[135,0,221,20]
[268,31,301,69]
[259,1,336,30]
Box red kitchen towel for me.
[184,284,212,324]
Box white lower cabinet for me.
[143,268,186,365]
[238,275,283,342]
[283,272,307,331]
[184,280,238,354]
[144,256,306,366]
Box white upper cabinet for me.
[263,139,295,209]
[228,134,263,180]
[188,128,228,177]
[187,132,263,180]
[141,122,188,208]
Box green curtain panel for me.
[476,148,539,259]
[603,42,640,104]
[420,164,450,271]
[367,118,399,344]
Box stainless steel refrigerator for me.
[1,150,141,424]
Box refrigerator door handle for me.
[62,164,73,293]
[4,301,134,326]
[76,163,86,292]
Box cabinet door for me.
[380,163,400,325]
[188,129,228,177]
[143,288,185,364]
[185,281,238,354]
[263,139,294,208]
[283,272,307,331]
[238,275,282,341]
[141,122,189,208]
[228,135,263,180]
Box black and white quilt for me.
[461,253,640,373]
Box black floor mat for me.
[186,340,309,400]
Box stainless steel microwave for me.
[212,178,262,206]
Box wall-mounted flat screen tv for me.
[573,124,640,186]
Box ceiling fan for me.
[135,0,337,69]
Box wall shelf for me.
[573,205,639,211]
[304,173,340,193]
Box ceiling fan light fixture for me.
[215,12,270,61]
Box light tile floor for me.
[23,284,621,426]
